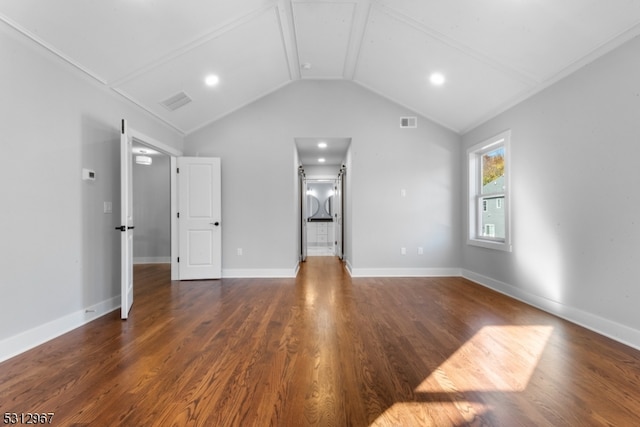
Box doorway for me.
[305,179,337,257]
[125,125,222,281]
[125,126,182,281]
[132,141,171,266]
[294,137,350,263]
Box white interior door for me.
[178,157,222,280]
[119,119,134,319]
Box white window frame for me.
[467,130,512,252]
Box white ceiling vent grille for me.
[160,91,192,111]
[400,117,417,128]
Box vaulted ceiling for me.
[2,0,640,135]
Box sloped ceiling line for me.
[0,13,108,85]
[544,19,640,85]
[186,80,293,135]
[459,20,640,134]
[342,0,373,79]
[293,1,357,79]
[108,3,280,88]
[111,87,188,135]
[4,1,640,136]
[352,80,460,133]
[371,2,540,87]
[276,0,302,80]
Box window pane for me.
[481,196,505,239]
[481,147,505,194]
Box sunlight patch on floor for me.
[372,325,554,426]
[418,325,554,393]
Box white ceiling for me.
[3,0,640,135]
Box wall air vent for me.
[160,91,192,111]
[400,116,417,128]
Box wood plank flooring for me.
[2,257,640,426]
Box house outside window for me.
[467,130,511,251]
[484,224,496,237]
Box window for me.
[467,130,511,251]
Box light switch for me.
[82,168,96,181]
[104,202,112,214]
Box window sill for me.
[467,238,512,252]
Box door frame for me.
[127,127,183,280]
[301,178,340,258]
[299,168,307,262]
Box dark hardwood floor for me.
[2,257,640,426]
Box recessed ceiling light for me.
[318,158,326,163]
[318,142,327,149]
[429,72,446,86]
[205,74,220,87]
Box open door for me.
[300,171,307,262]
[178,157,222,280]
[334,176,342,259]
[119,119,134,319]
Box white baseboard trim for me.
[0,296,120,364]
[134,257,171,264]
[461,269,640,351]
[222,268,298,278]
[348,267,462,278]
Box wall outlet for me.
[401,189,407,197]
[417,247,424,255]
[237,248,243,256]
[401,247,406,255]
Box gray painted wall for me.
[462,34,640,345]
[0,23,182,355]
[185,80,462,276]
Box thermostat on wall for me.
[82,168,96,181]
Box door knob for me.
[211,222,220,226]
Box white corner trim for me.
[345,260,354,276]
[348,267,462,278]
[461,269,640,352]
[0,296,120,364]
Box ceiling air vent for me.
[400,116,417,128]
[160,91,192,112]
